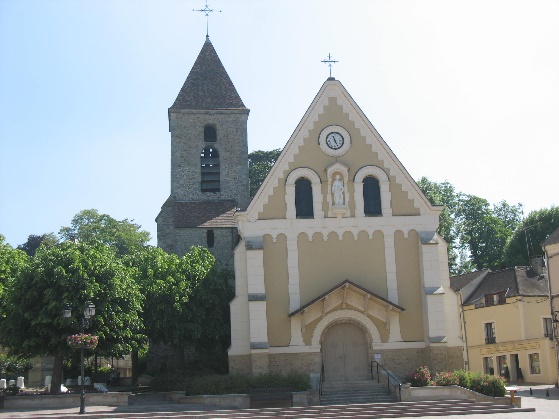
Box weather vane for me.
[193,0,221,39]
[321,53,338,78]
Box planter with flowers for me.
[67,334,98,350]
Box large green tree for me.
[183,266,235,374]
[0,235,28,303]
[504,206,559,266]
[125,245,215,372]
[0,241,143,393]
[455,195,522,271]
[249,149,281,197]
[59,209,150,256]
[17,233,59,256]
[417,178,522,273]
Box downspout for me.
[459,291,470,370]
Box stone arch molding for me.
[285,167,324,219]
[354,165,392,217]
[312,309,382,346]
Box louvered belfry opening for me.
[204,125,217,142]
[201,146,220,192]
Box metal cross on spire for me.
[193,0,221,39]
[321,53,338,78]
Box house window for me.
[363,176,382,216]
[485,292,506,306]
[543,318,553,338]
[496,355,508,378]
[207,230,214,248]
[483,357,495,375]
[529,353,541,374]
[295,178,313,218]
[484,322,496,344]
[201,147,220,192]
[204,125,217,142]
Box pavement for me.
[0,383,557,418]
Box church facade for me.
[158,38,464,380]
[229,79,464,380]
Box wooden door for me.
[323,322,369,382]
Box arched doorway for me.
[322,322,370,382]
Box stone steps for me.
[45,398,534,418]
[320,380,398,405]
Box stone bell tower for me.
[156,37,250,266]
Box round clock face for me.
[319,125,351,156]
[326,132,344,150]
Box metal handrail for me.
[372,360,402,401]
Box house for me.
[450,259,557,384]
[228,76,464,380]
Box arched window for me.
[295,178,313,218]
[204,125,217,142]
[206,230,215,248]
[363,176,382,215]
[201,146,220,192]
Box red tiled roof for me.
[173,200,237,228]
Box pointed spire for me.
[170,39,245,110]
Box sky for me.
[1,0,558,248]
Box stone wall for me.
[174,227,237,268]
[229,354,252,375]
[380,348,430,379]
[269,353,321,376]
[169,110,250,210]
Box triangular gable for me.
[289,279,404,319]
[241,78,441,222]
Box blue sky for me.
[1,0,558,247]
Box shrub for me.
[150,371,187,392]
[468,371,506,397]
[452,369,471,389]
[408,367,506,398]
[433,371,459,386]
[410,366,431,387]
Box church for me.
[157,37,464,380]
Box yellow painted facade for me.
[463,296,557,384]
[229,79,464,379]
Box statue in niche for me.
[332,174,344,206]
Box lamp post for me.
[64,301,96,415]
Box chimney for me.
[531,255,544,275]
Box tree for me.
[0,241,143,393]
[417,178,522,273]
[504,206,559,266]
[125,245,215,372]
[59,209,150,256]
[0,235,28,303]
[417,178,460,272]
[183,266,235,374]
[17,233,58,256]
[455,194,521,271]
[249,149,281,197]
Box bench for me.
[249,388,292,408]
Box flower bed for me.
[408,366,506,397]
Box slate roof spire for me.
[171,39,245,110]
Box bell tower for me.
[156,38,250,266]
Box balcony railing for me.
[485,336,496,344]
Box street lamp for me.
[64,301,96,415]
